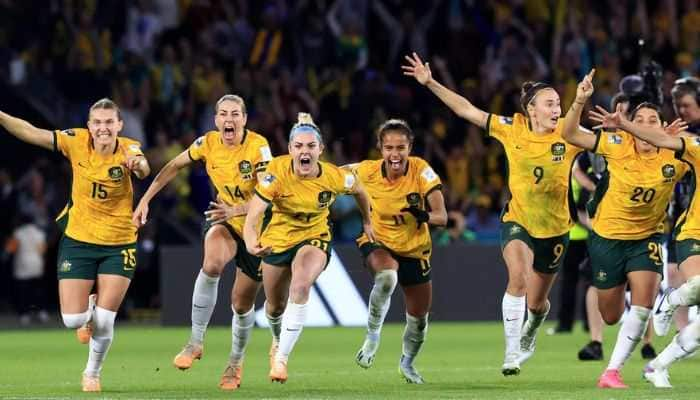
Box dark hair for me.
[89,98,121,120]
[630,102,665,124]
[671,77,700,107]
[610,92,630,111]
[376,119,414,148]
[520,81,554,117]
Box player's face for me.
[88,108,122,147]
[289,132,323,176]
[674,94,700,125]
[632,107,662,152]
[529,88,561,131]
[380,131,411,174]
[215,100,247,144]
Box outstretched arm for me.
[589,106,684,152]
[0,110,54,150]
[402,52,489,129]
[562,69,597,150]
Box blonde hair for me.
[289,112,322,142]
[89,98,121,120]
[215,94,247,114]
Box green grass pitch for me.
[1,322,698,399]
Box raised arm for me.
[132,150,191,227]
[0,110,54,151]
[562,69,597,150]
[402,52,489,129]
[589,106,684,152]
[243,194,272,256]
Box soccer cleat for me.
[643,363,672,388]
[268,339,279,370]
[517,332,537,365]
[76,294,96,344]
[269,358,288,383]
[173,343,203,370]
[597,369,628,389]
[219,363,243,391]
[578,341,603,361]
[398,356,425,384]
[653,288,678,337]
[355,333,380,369]
[81,373,101,392]
[501,352,521,376]
[641,343,657,360]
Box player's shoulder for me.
[356,159,382,174]
[58,128,89,140]
[245,129,269,145]
[118,136,142,149]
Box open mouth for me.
[389,159,402,170]
[550,117,558,125]
[300,156,311,166]
[223,127,235,137]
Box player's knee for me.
[62,312,90,329]
[92,307,117,337]
[374,269,398,294]
[685,276,700,304]
[201,260,226,276]
[232,299,254,315]
[601,311,621,325]
[289,283,311,303]
[265,300,286,317]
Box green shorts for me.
[588,231,664,289]
[202,221,262,282]
[263,238,332,268]
[57,235,137,280]
[500,222,569,274]
[675,239,700,266]
[359,242,431,286]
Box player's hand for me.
[589,103,625,130]
[401,206,430,227]
[204,200,244,225]
[362,220,376,243]
[402,52,432,86]
[132,201,149,228]
[575,69,595,103]
[247,241,272,257]
[664,118,688,137]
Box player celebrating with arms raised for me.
[243,113,374,384]
[0,99,150,392]
[563,71,687,388]
[403,52,584,375]
[351,119,447,384]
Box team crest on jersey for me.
[596,270,607,282]
[662,164,676,181]
[239,160,253,180]
[108,166,124,181]
[60,260,72,272]
[551,142,566,162]
[406,192,422,207]
[317,191,333,209]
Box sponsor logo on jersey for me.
[406,192,422,207]
[662,164,676,181]
[692,243,700,252]
[551,142,566,162]
[60,260,72,272]
[61,129,76,136]
[194,137,204,147]
[318,191,333,209]
[608,134,622,145]
[109,166,124,181]
[421,167,438,182]
[261,174,275,187]
[596,270,607,282]
[239,160,253,180]
[510,225,522,235]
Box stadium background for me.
[1,0,699,323]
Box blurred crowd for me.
[2,0,700,315]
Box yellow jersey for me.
[188,129,272,234]
[487,113,583,238]
[255,155,357,252]
[589,130,688,240]
[53,128,144,245]
[671,136,700,241]
[354,157,442,260]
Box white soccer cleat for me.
[501,353,521,376]
[653,288,678,337]
[398,356,424,384]
[355,334,380,369]
[643,363,672,388]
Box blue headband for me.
[289,124,322,142]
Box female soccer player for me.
[403,52,584,375]
[350,119,447,384]
[243,113,374,383]
[563,72,687,388]
[589,103,700,388]
[132,94,281,390]
[0,99,150,392]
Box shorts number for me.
[552,244,565,265]
[533,167,544,184]
[393,215,407,225]
[121,249,136,270]
[225,185,245,200]
[309,239,329,251]
[648,242,662,266]
[630,187,656,203]
[91,182,107,199]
